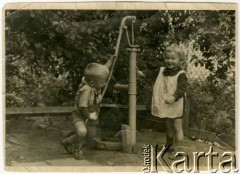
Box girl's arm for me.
[173,73,188,101]
[136,66,160,78]
[165,73,187,104]
[136,67,146,77]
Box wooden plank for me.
[217,134,235,148]
[188,128,235,150]
[6,106,74,117]
[5,104,147,117]
[188,128,217,142]
[101,104,147,111]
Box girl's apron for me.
[152,67,185,118]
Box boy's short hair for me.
[84,63,109,82]
[163,43,186,62]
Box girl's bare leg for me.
[164,118,174,147]
[173,118,184,146]
[168,118,184,160]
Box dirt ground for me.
[5,116,236,172]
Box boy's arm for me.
[79,107,91,118]
[79,107,97,120]
[104,55,115,69]
[78,87,96,119]
[173,73,188,101]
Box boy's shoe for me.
[61,140,75,154]
[90,137,107,150]
[74,146,84,160]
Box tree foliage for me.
[5,10,235,107]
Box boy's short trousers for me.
[71,111,99,126]
[71,111,86,124]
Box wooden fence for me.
[5,102,235,149]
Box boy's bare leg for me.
[63,121,87,144]
[62,121,87,159]
[73,121,87,159]
[74,121,87,140]
[86,119,104,149]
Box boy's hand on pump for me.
[89,112,98,120]
[164,96,176,104]
[105,55,115,69]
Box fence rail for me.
[5,104,147,117]
[5,102,235,149]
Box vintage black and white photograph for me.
[3,2,237,172]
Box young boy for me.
[62,62,110,160]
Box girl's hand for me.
[164,96,175,104]
[136,67,146,77]
[89,112,98,120]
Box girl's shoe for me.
[167,147,184,160]
[165,144,175,153]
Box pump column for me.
[127,46,139,150]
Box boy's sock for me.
[74,144,84,160]
[64,133,86,144]
[62,134,86,154]
[62,129,75,137]
[62,134,78,154]
[62,134,76,144]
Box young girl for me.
[152,43,187,158]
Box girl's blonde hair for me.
[163,43,186,62]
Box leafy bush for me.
[188,77,235,135]
[5,10,235,135]
[6,71,72,107]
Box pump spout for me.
[114,16,136,56]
